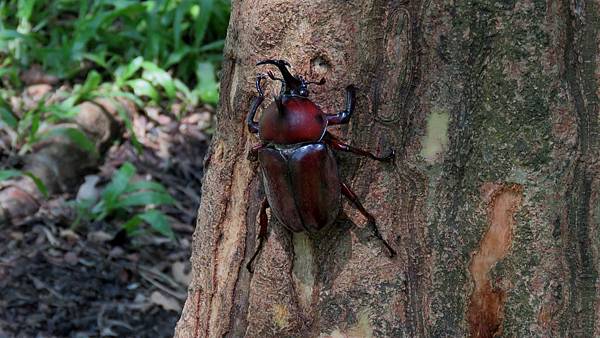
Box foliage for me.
[0,169,48,197]
[0,0,229,87]
[0,0,224,149]
[87,162,176,239]
[0,0,230,237]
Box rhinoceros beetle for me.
[246,59,396,272]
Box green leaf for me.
[173,79,195,104]
[111,98,142,153]
[122,215,143,234]
[0,169,23,181]
[83,52,109,69]
[124,180,169,194]
[164,46,191,68]
[0,29,33,42]
[139,209,174,239]
[78,70,102,98]
[0,170,47,197]
[38,127,97,157]
[118,191,175,208]
[141,61,176,98]
[126,79,159,102]
[23,172,48,198]
[0,107,18,129]
[104,90,144,108]
[27,108,41,144]
[115,56,144,85]
[195,62,219,105]
[102,162,136,208]
[198,39,224,52]
[173,0,194,50]
[17,0,37,21]
[44,103,80,120]
[193,0,214,47]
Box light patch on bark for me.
[229,65,241,113]
[292,232,315,311]
[272,303,290,330]
[420,108,450,164]
[319,309,374,338]
[468,183,523,337]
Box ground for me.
[0,102,209,337]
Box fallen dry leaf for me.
[150,291,181,312]
[171,261,191,286]
[87,230,113,243]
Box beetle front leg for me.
[248,143,265,161]
[247,198,270,273]
[247,74,268,134]
[326,85,356,125]
[324,132,395,162]
[341,182,396,257]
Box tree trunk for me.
[175,0,599,336]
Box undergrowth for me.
[0,0,230,237]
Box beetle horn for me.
[274,95,285,115]
[257,59,302,93]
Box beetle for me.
[246,59,396,272]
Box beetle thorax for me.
[258,96,327,145]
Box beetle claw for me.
[366,218,396,258]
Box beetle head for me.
[257,59,325,97]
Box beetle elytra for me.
[246,59,396,272]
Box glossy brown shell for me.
[258,143,341,232]
[258,96,327,145]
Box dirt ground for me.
[0,104,209,337]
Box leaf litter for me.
[0,86,210,337]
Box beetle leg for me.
[324,132,395,162]
[341,182,396,257]
[326,85,356,125]
[247,198,270,273]
[248,143,264,161]
[247,74,268,134]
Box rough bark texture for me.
[176,0,599,336]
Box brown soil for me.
[0,102,210,337]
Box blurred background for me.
[0,1,230,336]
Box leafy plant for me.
[0,169,48,197]
[0,71,101,154]
[89,162,175,239]
[0,0,230,88]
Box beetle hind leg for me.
[341,182,396,257]
[247,198,270,273]
[325,132,395,162]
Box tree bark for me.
[176,0,599,336]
